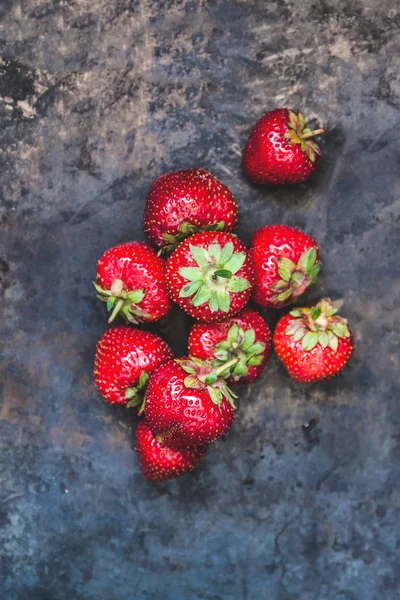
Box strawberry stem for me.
[214,269,232,279]
[214,357,239,377]
[204,357,239,385]
[299,128,325,140]
[108,298,124,323]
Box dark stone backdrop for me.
[0,1,399,598]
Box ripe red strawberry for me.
[144,357,239,450]
[166,231,254,322]
[274,298,354,383]
[94,241,171,323]
[143,169,238,252]
[250,224,320,309]
[94,326,173,406]
[243,108,325,185]
[188,309,271,385]
[135,420,205,482]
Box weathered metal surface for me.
[0,1,399,598]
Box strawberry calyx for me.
[94,278,151,323]
[125,371,150,409]
[178,240,251,313]
[283,110,325,163]
[269,247,320,304]
[176,357,239,409]
[284,298,350,352]
[212,324,266,381]
[161,221,225,254]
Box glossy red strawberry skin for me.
[166,231,254,322]
[96,241,171,322]
[143,169,238,248]
[274,314,354,383]
[251,225,320,309]
[144,358,236,449]
[188,309,272,384]
[94,327,173,405]
[243,108,317,185]
[135,420,205,482]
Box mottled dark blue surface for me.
[0,1,399,599]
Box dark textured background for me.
[1,1,399,599]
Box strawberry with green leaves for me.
[274,298,354,383]
[188,309,271,384]
[250,224,320,309]
[144,356,239,450]
[144,169,238,253]
[243,108,325,185]
[135,420,205,482]
[94,241,171,323]
[166,231,254,322]
[94,327,173,406]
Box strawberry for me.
[135,420,205,482]
[94,241,171,323]
[166,231,254,322]
[143,169,238,253]
[144,357,239,450]
[188,309,271,385]
[243,108,325,185]
[94,326,173,406]
[250,224,320,309]
[274,298,354,383]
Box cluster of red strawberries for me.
[93,108,354,482]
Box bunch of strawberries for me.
[93,108,354,482]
